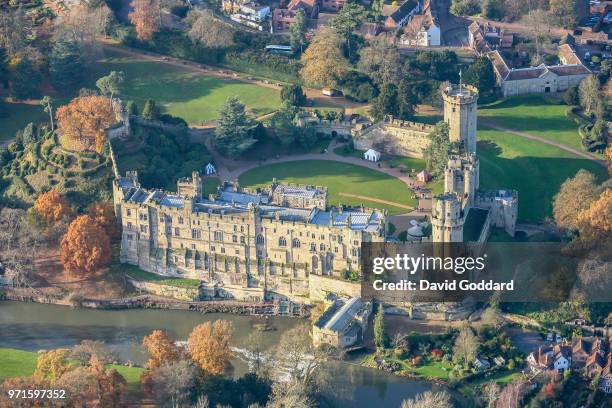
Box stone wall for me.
[128,278,200,301]
[308,274,361,301]
[353,120,433,158]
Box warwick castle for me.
[112,84,518,303]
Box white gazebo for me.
[205,163,216,175]
[364,149,381,162]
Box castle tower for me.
[442,83,478,155]
[444,153,480,208]
[431,194,464,243]
[177,171,202,199]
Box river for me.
[0,301,447,408]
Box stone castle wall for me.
[353,120,434,158]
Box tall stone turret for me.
[444,153,479,208]
[431,194,464,243]
[442,83,478,155]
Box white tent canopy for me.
[205,163,216,175]
[364,149,381,162]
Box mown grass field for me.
[0,102,48,144]
[92,51,281,124]
[238,160,417,214]
[477,127,608,223]
[0,347,144,390]
[479,96,585,152]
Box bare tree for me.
[400,390,453,408]
[0,5,32,56]
[481,381,500,408]
[452,324,480,366]
[187,10,234,48]
[274,324,326,385]
[55,3,112,63]
[150,359,200,408]
[497,380,527,408]
[481,307,504,328]
[266,380,317,408]
[521,9,553,62]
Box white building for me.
[205,163,216,175]
[401,14,440,47]
[364,149,381,162]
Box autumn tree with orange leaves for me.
[187,320,233,374]
[34,190,73,225]
[56,95,117,153]
[60,215,111,276]
[88,201,119,239]
[142,330,182,370]
[129,0,160,40]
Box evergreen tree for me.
[126,101,138,116]
[215,97,257,158]
[0,47,8,89]
[374,303,389,350]
[370,83,398,121]
[96,71,125,102]
[11,57,41,100]
[464,57,496,95]
[142,99,160,120]
[280,84,306,107]
[21,123,38,146]
[563,86,579,106]
[289,9,307,54]
[330,3,364,59]
[397,80,416,120]
[49,38,84,90]
[423,122,452,176]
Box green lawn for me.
[238,160,417,214]
[0,102,48,144]
[0,347,39,380]
[92,51,281,124]
[111,262,200,288]
[409,360,453,380]
[0,348,144,390]
[479,96,586,152]
[478,127,608,223]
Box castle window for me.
[320,243,325,251]
[240,236,245,244]
[235,249,240,255]
[211,246,215,252]
[140,225,147,233]
[214,231,223,241]
[311,233,315,239]
[166,227,171,235]
[192,229,201,239]
[256,235,264,244]
[292,238,300,248]
[127,234,133,240]
[127,222,133,230]
[352,248,359,257]
[178,216,184,224]
[232,235,237,243]
[221,247,225,254]
[310,243,316,252]
[241,226,244,232]
[338,236,343,243]
[332,235,336,241]
[175,228,180,236]
[233,225,237,232]
[334,246,338,253]
[279,237,287,247]
[353,240,358,246]
[126,209,131,217]
[192,244,196,250]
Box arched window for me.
[319,243,325,251]
[279,237,287,247]
[310,243,316,252]
[292,238,300,248]
[256,234,265,244]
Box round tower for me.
[431,195,464,243]
[442,84,478,155]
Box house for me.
[272,8,298,31]
[600,356,612,394]
[586,352,607,376]
[384,0,420,30]
[474,356,491,371]
[493,356,506,366]
[416,170,431,183]
[287,0,319,18]
[320,0,344,12]
[487,50,591,97]
[528,345,571,373]
[231,2,271,30]
[364,149,381,162]
[313,297,372,349]
[552,344,572,372]
[222,0,250,14]
[558,44,584,65]
[572,337,592,367]
[400,13,440,47]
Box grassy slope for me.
[92,51,281,124]
[238,160,417,214]
[479,96,585,151]
[0,102,48,144]
[0,347,144,389]
[477,127,608,223]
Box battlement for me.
[442,83,479,102]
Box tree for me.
[497,379,526,408]
[274,324,324,385]
[188,320,233,374]
[20,123,38,146]
[267,380,316,408]
[142,330,182,370]
[300,27,348,87]
[563,86,579,106]
[187,9,234,48]
[357,37,402,86]
[214,97,257,158]
[96,71,125,105]
[329,3,364,58]
[482,0,504,19]
[11,57,41,100]
[522,10,553,62]
[70,340,116,365]
[578,189,612,235]
[579,76,601,116]
[280,84,306,107]
[87,355,127,407]
[56,95,117,152]
[55,2,112,62]
[88,201,120,239]
[149,359,200,407]
[34,190,73,225]
[550,0,577,28]
[464,57,496,95]
[450,0,480,16]
[129,0,160,40]
[289,9,307,54]
[40,96,55,131]
[481,307,504,328]
[452,325,479,366]
[373,304,389,350]
[0,47,8,88]
[583,119,608,152]
[49,38,84,91]
[126,100,138,116]
[423,122,452,176]
[370,83,398,121]
[400,390,453,408]
[34,349,71,383]
[481,381,500,408]
[269,102,300,147]
[553,170,600,230]
[60,215,111,276]
[142,98,160,120]
[398,79,417,120]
